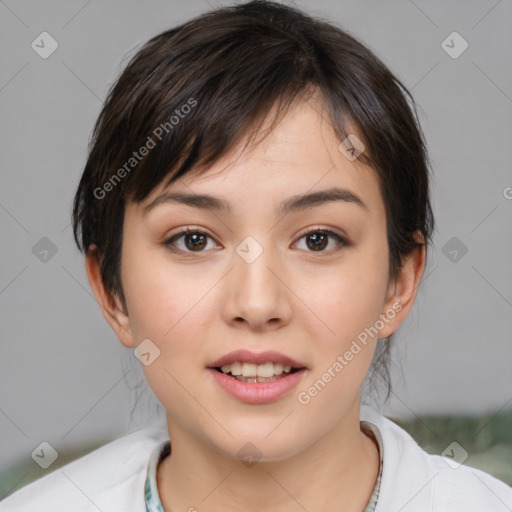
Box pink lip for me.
[208,349,306,369]
[207,367,307,404]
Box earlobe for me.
[378,236,427,339]
[85,246,136,348]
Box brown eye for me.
[183,232,207,251]
[305,232,328,251]
[163,228,216,253]
[295,229,347,253]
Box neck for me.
[157,400,380,512]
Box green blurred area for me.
[392,409,512,485]
[2,411,511,500]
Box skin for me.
[86,92,425,512]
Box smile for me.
[215,361,298,383]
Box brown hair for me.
[72,0,434,401]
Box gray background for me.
[1,0,511,495]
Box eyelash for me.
[162,226,349,255]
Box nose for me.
[221,240,292,332]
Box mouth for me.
[207,349,307,383]
[212,361,302,383]
[207,349,307,403]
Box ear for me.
[378,233,426,338]
[85,246,136,348]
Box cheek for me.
[334,268,388,339]
[303,250,389,346]
[294,242,389,408]
[121,247,216,424]
[120,240,211,351]
[294,275,386,428]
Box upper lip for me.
[208,349,306,369]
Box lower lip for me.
[207,368,306,404]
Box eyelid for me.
[164,226,214,240]
[296,225,348,241]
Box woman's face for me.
[107,95,408,461]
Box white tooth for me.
[257,362,274,378]
[230,361,242,376]
[221,364,231,374]
[241,362,257,377]
[273,363,284,375]
[283,365,292,373]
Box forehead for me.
[130,96,384,220]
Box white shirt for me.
[1,406,511,511]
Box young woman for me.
[2,1,511,511]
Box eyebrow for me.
[142,187,367,216]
